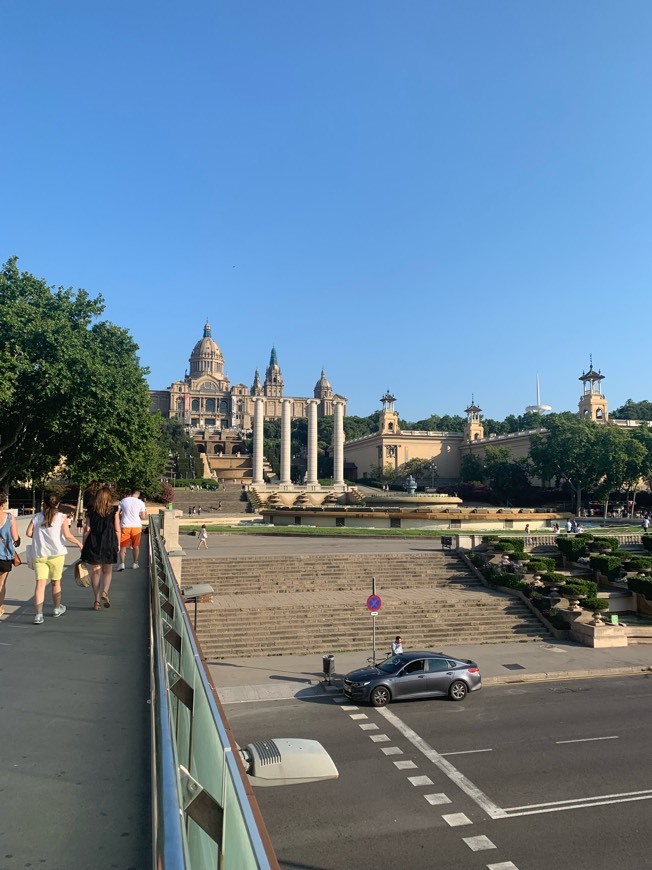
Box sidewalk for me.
[1,517,151,869]
[209,641,652,704]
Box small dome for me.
[314,369,331,391]
[189,321,224,377]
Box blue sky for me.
[3,1,651,423]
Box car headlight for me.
[353,681,370,687]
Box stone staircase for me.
[181,552,552,658]
[170,484,252,517]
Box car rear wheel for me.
[448,680,468,701]
[370,686,391,707]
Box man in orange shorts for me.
[118,488,147,571]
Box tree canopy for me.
[0,257,164,493]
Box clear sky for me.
[3,1,651,423]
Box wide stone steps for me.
[183,551,552,657]
[181,554,482,595]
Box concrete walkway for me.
[1,518,151,869]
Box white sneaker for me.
[132,562,139,569]
[53,604,67,618]
[117,563,125,572]
[33,613,44,624]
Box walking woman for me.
[26,493,82,624]
[0,490,20,618]
[81,485,120,610]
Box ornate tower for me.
[251,368,263,396]
[263,347,284,398]
[463,397,484,442]
[578,357,608,422]
[379,390,400,435]
[189,320,225,379]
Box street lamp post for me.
[429,460,438,489]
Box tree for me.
[529,418,604,513]
[483,446,532,505]
[612,399,652,421]
[158,418,201,480]
[0,257,165,492]
[460,454,485,484]
[592,427,646,517]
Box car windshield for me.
[377,656,403,674]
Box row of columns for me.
[252,397,345,489]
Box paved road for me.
[225,676,652,870]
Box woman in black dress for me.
[81,486,120,610]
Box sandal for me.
[92,601,101,611]
[101,592,111,609]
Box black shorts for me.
[0,559,13,574]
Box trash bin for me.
[322,654,335,677]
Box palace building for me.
[150,321,346,479]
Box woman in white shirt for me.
[27,493,82,624]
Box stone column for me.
[306,400,319,486]
[280,399,292,486]
[333,400,345,488]
[252,397,265,486]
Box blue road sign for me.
[367,594,382,612]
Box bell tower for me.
[463,397,484,442]
[379,391,400,435]
[578,357,608,423]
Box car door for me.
[425,657,456,695]
[392,659,428,699]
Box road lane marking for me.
[340,705,358,710]
[556,736,618,744]
[378,707,507,819]
[381,746,403,756]
[424,793,452,806]
[503,789,652,813]
[394,760,418,770]
[463,835,496,851]
[504,794,652,817]
[359,723,378,731]
[408,775,434,787]
[487,863,519,869]
[443,813,472,827]
[350,713,368,720]
[370,734,390,742]
[440,748,493,756]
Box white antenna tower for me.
[525,375,552,414]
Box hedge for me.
[537,572,567,585]
[589,554,623,582]
[556,537,588,561]
[642,536,652,554]
[628,576,652,600]
[623,556,652,572]
[584,597,608,611]
[525,557,556,573]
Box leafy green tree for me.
[395,458,435,483]
[529,418,603,513]
[460,454,485,483]
[0,257,164,492]
[158,418,201,480]
[612,399,652,421]
[592,427,646,517]
[483,446,532,505]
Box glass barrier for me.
[149,516,278,869]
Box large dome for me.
[189,321,224,378]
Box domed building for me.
[150,321,346,480]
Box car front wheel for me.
[448,680,468,701]
[370,685,391,707]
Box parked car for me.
[343,651,482,707]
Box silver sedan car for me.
[343,651,482,707]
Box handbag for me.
[74,559,90,587]
[0,530,20,566]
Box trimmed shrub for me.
[482,535,500,543]
[494,574,529,592]
[589,554,623,582]
[583,597,608,611]
[498,537,525,557]
[574,533,595,544]
[538,572,567,585]
[556,536,588,562]
[592,536,620,551]
[526,558,556,573]
[642,536,652,554]
[627,575,652,600]
[493,542,516,553]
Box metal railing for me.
[149,516,278,869]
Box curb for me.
[482,665,652,686]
